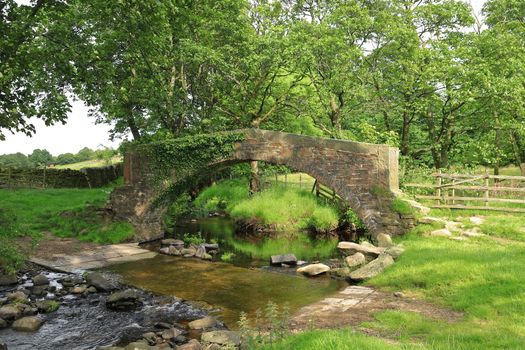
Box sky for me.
[0,0,487,156]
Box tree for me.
[0,0,71,140]
[28,149,53,168]
[0,153,32,168]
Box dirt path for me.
[290,285,463,331]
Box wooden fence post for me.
[436,169,442,205]
[484,173,490,207]
[451,179,456,205]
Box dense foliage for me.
[1,0,524,173]
[0,147,118,168]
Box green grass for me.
[194,178,340,232]
[259,329,420,350]
[0,183,134,245]
[391,197,416,216]
[265,212,525,349]
[53,156,122,170]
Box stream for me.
[0,217,345,349]
[106,217,344,328]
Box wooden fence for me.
[404,171,525,213]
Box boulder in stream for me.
[188,316,217,330]
[106,289,142,311]
[297,263,330,276]
[0,305,21,320]
[345,253,366,268]
[201,330,241,347]
[0,273,17,286]
[177,339,202,350]
[349,254,394,281]
[32,274,49,286]
[86,272,116,292]
[337,242,384,259]
[270,254,297,266]
[12,316,43,332]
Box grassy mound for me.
[194,178,340,232]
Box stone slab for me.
[30,243,157,273]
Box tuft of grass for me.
[391,197,416,216]
[195,179,339,232]
[220,252,235,262]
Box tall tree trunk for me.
[494,112,501,176]
[400,112,411,156]
[509,130,525,176]
[249,120,261,195]
[249,160,260,195]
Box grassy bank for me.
[194,178,340,232]
[0,182,134,271]
[262,210,525,349]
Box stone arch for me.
[109,129,411,241]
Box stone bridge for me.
[108,129,413,241]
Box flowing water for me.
[106,217,344,328]
[0,217,345,348]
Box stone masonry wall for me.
[109,129,410,241]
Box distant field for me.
[52,156,122,170]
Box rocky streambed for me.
[0,264,238,350]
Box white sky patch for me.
[0,100,121,156]
[2,0,487,156]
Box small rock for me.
[12,316,43,332]
[142,332,157,345]
[202,243,219,252]
[469,216,484,225]
[161,327,182,340]
[32,274,49,286]
[0,318,7,328]
[330,267,351,279]
[430,228,452,237]
[201,330,240,347]
[86,286,97,293]
[384,245,405,260]
[168,246,182,256]
[0,273,17,286]
[20,306,38,317]
[418,216,446,225]
[0,340,7,350]
[161,238,184,247]
[35,300,59,313]
[270,254,297,266]
[202,253,212,261]
[159,247,170,254]
[60,276,83,287]
[394,291,405,298]
[85,272,116,292]
[106,290,141,311]
[462,228,484,237]
[376,233,393,247]
[349,254,395,281]
[71,286,87,294]
[180,247,196,257]
[0,305,21,320]
[296,263,330,276]
[7,291,29,303]
[177,339,202,350]
[187,316,217,330]
[195,245,206,259]
[337,242,384,258]
[124,342,151,350]
[30,285,47,297]
[204,344,221,350]
[345,253,366,268]
[172,335,188,345]
[154,322,172,329]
